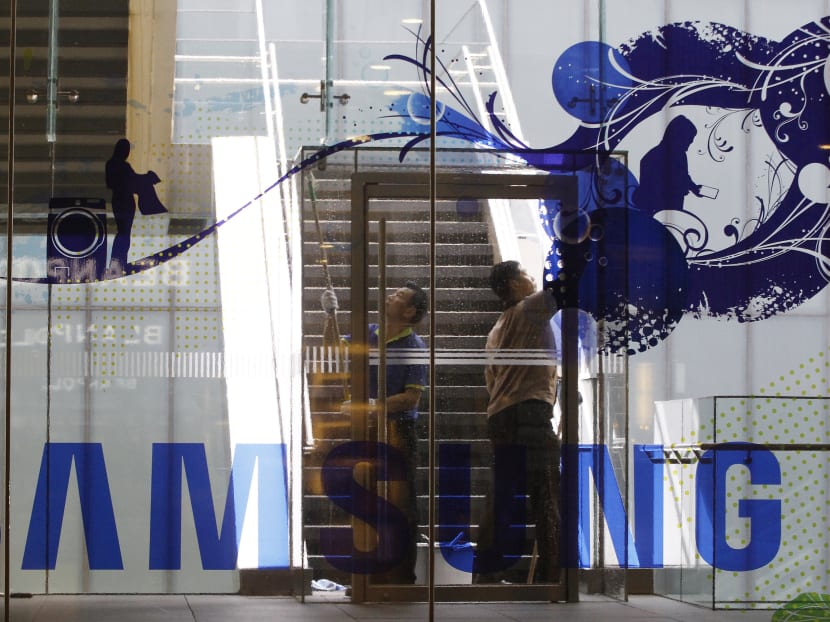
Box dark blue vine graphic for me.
[12,18,830,357]
[391,20,830,354]
[13,133,419,285]
[543,20,830,353]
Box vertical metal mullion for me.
[428,0,438,618]
[350,177,370,603]
[324,0,335,143]
[622,153,631,601]
[561,188,581,603]
[46,0,58,143]
[4,0,16,616]
[378,219,387,447]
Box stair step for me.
[305,226,489,245]
[308,365,491,387]
[303,241,494,264]
[302,286,501,312]
[303,463,494,497]
[307,384,491,401]
[303,343,493,365]
[304,197,494,221]
[307,392,490,420]
[301,492,495,526]
[1,4,129,204]
[304,310,501,336]
[304,218,489,238]
[305,439,493,465]
[306,431,497,451]
[302,523,539,550]
[303,553,538,585]
[303,264,493,288]
[305,429,496,452]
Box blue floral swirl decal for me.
[12,18,830,356]
[394,20,830,353]
[543,20,830,354]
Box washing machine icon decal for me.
[47,197,108,283]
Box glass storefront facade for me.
[0,0,829,615]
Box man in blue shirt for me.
[365,284,428,412]
[322,281,428,584]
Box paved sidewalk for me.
[0,593,783,621]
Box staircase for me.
[300,153,548,587]
[0,0,129,209]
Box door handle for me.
[300,80,350,111]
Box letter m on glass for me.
[149,443,289,570]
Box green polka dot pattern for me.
[691,392,830,608]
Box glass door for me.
[562,155,632,602]
[578,154,634,601]
[346,169,578,603]
[4,0,138,598]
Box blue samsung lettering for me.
[21,442,290,571]
[149,443,289,570]
[555,444,664,569]
[465,443,529,575]
[442,444,664,572]
[695,443,781,571]
[19,440,784,574]
[323,442,665,574]
[320,441,410,574]
[22,443,123,570]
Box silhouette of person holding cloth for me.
[633,115,709,215]
[105,138,167,276]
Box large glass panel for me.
[16,0,830,615]
[300,150,356,599]
[654,396,830,610]
[598,0,830,610]
[7,0,140,595]
[295,0,434,604]
[321,169,576,605]
[0,0,622,608]
[3,0,303,599]
[552,152,631,602]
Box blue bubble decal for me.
[553,42,633,124]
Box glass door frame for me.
[349,170,581,604]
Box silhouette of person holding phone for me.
[105,138,167,276]
[633,115,715,215]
